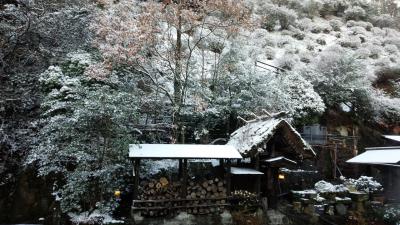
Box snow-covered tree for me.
[210,43,325,120]
[301,48,371,112]
[27,52,139,213]
[90,0,251,140]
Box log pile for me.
[187,178,227,199]
[231,190,259,209]
[139,177,180,200]
[136,177,228,217]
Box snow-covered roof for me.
[264,156,297,165]
[347,148,400,165]
[230,167,264,175]
[383,135,400,143]
[226,118,315,157]
[129,144,242,159]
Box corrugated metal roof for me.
[230,167,264,175]
[383,135,400,143]
[347,149,400,164]
[129,144,242,159]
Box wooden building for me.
[226,114,316,208]
[347,146,400,202]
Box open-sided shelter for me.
[129,144,242,214]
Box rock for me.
[267,210,287,225]
[325,205,335,216]
[336,203,347,216]
[293,201,302,213]
[304,204,316,215]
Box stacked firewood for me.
[137,177,228,216]
[139,177,181,200]
[187,178,227,199]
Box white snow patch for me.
[69,211,124,225]
[315,180,349,193]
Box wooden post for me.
[178,159,183,177]
[181,159,188,198]
[271,167,278,209]
[255,154,261,196]
[133,159,140,200]
[226,159,231,196]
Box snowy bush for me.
[305,39,317,51]
[329,19,343,31]
[302,50,370,107]
[314,180,348,193]
[384,44,399,54]
[383,37,400,49]
[38,66,65,92]
[370,90,400,123]
[339,35,361,49]
[284,44,300,54]
[277,35,295,48]
[344,6,366,21]
[319,0,349,17]
[277,53,300,70]
[374,57,393,67]
[301,0,322,18]
[341,176,383,193]
[346,20,373,31]
[355,48,371,59]
[299,51,313,63]
[368,45,383,59]
[310,24,323,33]
[261,4,298,30]
[371,27,386,37]
[371,14,397,29]
[297,17,313,31]
[382,206,400,225]
[350,26,367,36]
[289,27,306,40]
[265,47,276,60]
[276,5,298,30]
[316,37,326,45]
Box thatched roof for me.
[226,116,315,158]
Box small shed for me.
[129,144,242,215]
[226,113,316,207]
[347,146,400,202]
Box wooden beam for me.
[133,159,141,200]
[255,154,261,196]
[181,159,188,198]
[178,159,183,177]
[226,159,231,196]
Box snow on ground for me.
[69,211,124,225]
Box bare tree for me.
[90,0,251,141]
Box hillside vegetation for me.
[0,0,399,222]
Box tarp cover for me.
[230,167,264,175]
[347,149,400,165]
[129,144,242,159]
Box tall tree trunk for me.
[173,1,183,142]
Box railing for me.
[132,197,229,216]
